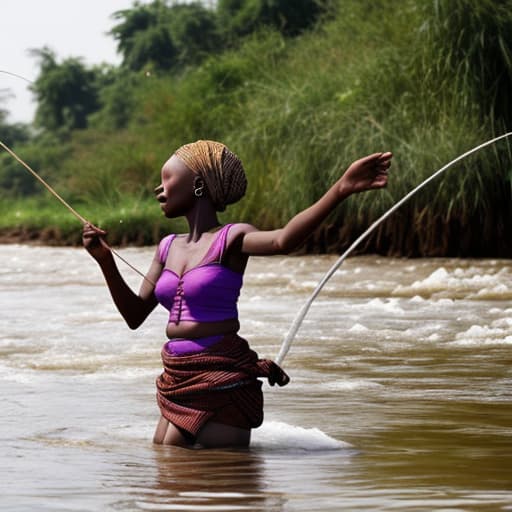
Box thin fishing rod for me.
[1,141,89,224]
[275,131,512,366]
[0,140,154,285]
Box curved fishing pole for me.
[0,140,154,285]
[275,131,512,366]
[1,69,155,284]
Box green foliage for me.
[110,0,325,73]
[110,1,221,71]
[0,195,182,245]
[165,3,222,65]
[2,0,512,256]
[418,0,512,128]
[0,132,71,197]
[136,30,286,145]
[61,129,160,206]
[124,25,178,72]
[110,1,166,64]
[217,0,326,39]
[30,48,101,133]
[0,109,31,147]
[88,68,143,130]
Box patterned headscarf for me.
[174,140,247,212]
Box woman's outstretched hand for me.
[82,223,111,262]
[338,152,392,198]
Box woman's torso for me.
[154,224,247,340]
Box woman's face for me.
[155,155,196,218]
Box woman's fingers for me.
[83,223,106,237]
[82,224,109,255]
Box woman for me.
[83,140,392,448]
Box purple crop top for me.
[154,224,243,324]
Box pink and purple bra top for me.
[154,224,243,324]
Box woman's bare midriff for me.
[165,318,240,339]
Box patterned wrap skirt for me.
[155,334,290,438]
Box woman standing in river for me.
[82,140,392,448]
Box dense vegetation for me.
[1,0,511,256]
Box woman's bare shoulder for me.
[229,222,259,235]
[225,223,259,245]
[226,222,258,258]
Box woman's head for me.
[173,140,247,212]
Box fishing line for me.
[0,140,154,285]
[0,69,34,84]
[275,131,512,366]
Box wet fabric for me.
[155,334,290,437]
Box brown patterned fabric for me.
[156,334,289,437]
[174,140,247,212]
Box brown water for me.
[1,245,511,511]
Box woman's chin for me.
[162,207,182,219]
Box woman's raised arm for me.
[241,152,392,256]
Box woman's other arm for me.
[82,224,160,329]
[241,152,392,255]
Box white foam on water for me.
[365,297,405,315]
[348,323,369,332]
[404,322,444,338]
[320,378,383,391]
[251,421,351,451]
[0,364,36,384]
[295,279,320,290]
[393,265,511,298]
[77,420,352,452]
[108,423,155,442]
[488,307,507,315]
[471,283,512,299]
[491,317,512,328]
[451,322,512,346]
[434,297,455,306]
[408,267,450,290]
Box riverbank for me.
[0,227,81,246]
[2,211,512,258]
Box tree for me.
[30,47,101,133]
[110,1,177,71]
[0,92,30,147]
[124,25,177,71]
[166,2,221,65]
[217,0,325,40]
[89,67,142,130]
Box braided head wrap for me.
[174,140,247,212]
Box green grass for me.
[0,195,186,245]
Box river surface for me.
[1,244,511,511]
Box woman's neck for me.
[185,201,221,241]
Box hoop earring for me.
[193,182,204,198]
[194,185,204,197]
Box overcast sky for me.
[0,0,150,123]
